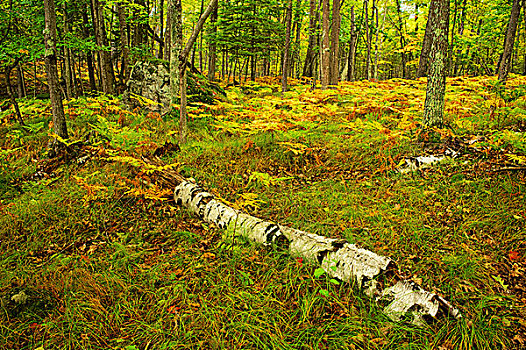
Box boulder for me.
[123,60,225,115]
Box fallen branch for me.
[173,180,462,325]
[137,157,461,324]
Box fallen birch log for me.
[173,181,461,325]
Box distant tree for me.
[320,0,330,88]
[422,0,450,128]
[346,5,357,81]
[498,0,522,83]
[43,0,68,149]
[302,0,318,78]
[282,0,293,92]
[91,0,115,94]
[329,0,340,85]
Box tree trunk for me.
[282,0,293,92]
[329,0,341,85]
[453,0,467,76]
[16,63,26,99]
[82,7,97,91]
[172,179,461,326]
[498,0,522,83]
[365,0,372,80]
[302,0,318,77]
[5,59,24,125]
[416,1,438,78]
[422,0,450,128]
[347,5,357,81]
[169,0,182,103]
[63,1,73,99]
[44,0,69,143]
[396,0,407,79]
[91,0,115,94]
[372,0,378,80]
[321,0,330,88]
[117,2,130,83]
[207,4,218,80]
[159,0,165,59]
[447,0,459,76]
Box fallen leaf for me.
[509,251,520,260]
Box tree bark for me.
[63,1,73,99]
[82,7,97,91]
[422,0,450,128]
[207,3,218,80]
[44,0,69,143]
[5,59,24,125]
[347,5,357,81]
[302,0,318,77]
[365,0,372,80]
[321,0,330,88]
[498,0,522,83]
[416,1,438,78]
[172,179,461,326]
[372,0,378,80]
[117,2,130,83]
[91,0,115,94]
[16,63,26,99]
[329,0,341,85]
[396,0,407,79]
[282,0,293,92]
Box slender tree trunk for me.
[448,0,459,76]
[396,0,407,79]
[347,5,357,81]
[16,63,26,98]
[292,0,302,78]
[282,0,293,92]
[159,0,165,59]
[82,8,97,91]
[321,0,330,88]
[169,0,182,102]
[44,0,68,143]
[165,5,172,62]
[416,1,438,78]
[365,0,372,80]
[329,0,341,85]
[372,0,378,80]
[453,0,467,76]
[117,3,130,82]
[423,0,450,128]
[5,59,24,125]
[303,0,318,77]
[498,0,522,83]
[63,1,73,99]
[207,4,218,80]
[92,0,115,94]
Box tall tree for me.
[329,0,341,85]
[320,0,330,88]
[207,3,218,80]
[43,0,69,147]
[91,0,115,94]
[347,5,357,81]
[416,1,437,78]
[282,0,293,92]
[395,0,407,78]
[422,0,450,127]
[498,0,522,83]
[365,0,372,80]
[302,0,318,77]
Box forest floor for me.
[1,75,526,349]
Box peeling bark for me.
[173,181,461,325]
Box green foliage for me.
[90,115,150,151]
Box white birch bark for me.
[174,181,461,325]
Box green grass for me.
[1,76,525,349]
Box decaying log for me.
[173,181,461,325]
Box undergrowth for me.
[0,75,525,349]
